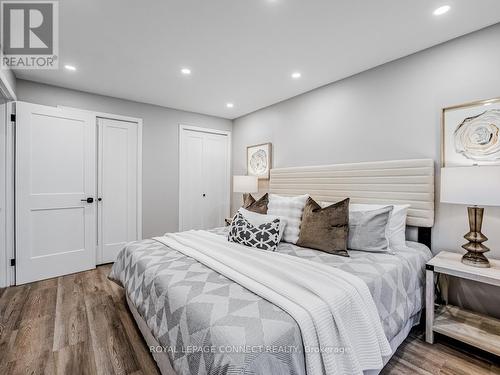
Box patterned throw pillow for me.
[228,212,281,251]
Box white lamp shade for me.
[440,166,500,206]
[233,175,258,193]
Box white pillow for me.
[349,203,410,249]
[267,194,309,244]
[238,207,287,243]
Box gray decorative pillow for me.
[228,212,281,251]
[348,206,393,252]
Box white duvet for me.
[154,230,392,375]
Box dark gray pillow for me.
[348,206,393,252]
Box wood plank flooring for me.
[0,265,498,375]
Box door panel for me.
[16,102,96,284]
[179,127,230,231]
[180,130,204,231]
[97,118,139,264]
[203,133,229,229]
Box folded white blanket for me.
[154,231,392,375]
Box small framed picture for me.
[442,97,500,167]
[247,143,272,180]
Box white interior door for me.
[203,132,230,229]
[179,126,230,231]
[97,118,139,264]
[16,102,96,284]
[179,129,205,231]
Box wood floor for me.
[0,265,498,375]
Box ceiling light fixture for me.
[64,64,77,71]
[181,68,191,75]
[433,5,450,16]
[226,103,234,108]
[291,72,301,79]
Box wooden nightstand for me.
[426,251,500,356]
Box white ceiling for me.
[15,0,500,119]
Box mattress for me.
[109,227,432,375]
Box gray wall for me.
[232,24,500,317]
[16,79,232,238]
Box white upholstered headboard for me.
[269,159,435,228]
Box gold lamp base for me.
[461,206,490,268]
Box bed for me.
[109,159,435,375]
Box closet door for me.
[202,132,230,229]
[179,126,230,231]
[179,128,205,230]
[16,102,96,284]
[97,118,139,264]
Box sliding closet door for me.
[97,118,139,264]
[179,126,230,231]
[16,102,96,284]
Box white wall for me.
[16,79,232,238]
[232,23,500,317]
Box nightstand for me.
[425,251,500,356]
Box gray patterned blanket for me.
[109,227,432,375]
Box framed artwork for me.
[247,142,272,180]
[442,97,500,167]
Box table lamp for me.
[440,166,500,268]
[233,175,258,204]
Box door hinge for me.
[10,114,16,122]
[10,258,16,267]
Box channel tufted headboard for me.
[269,158,435,228]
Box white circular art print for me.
[444,101,500,167]
[247,143,271,178]
[249,149,268,174]
[454,109,500,161]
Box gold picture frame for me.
[246,142,272,180]
[441,96,500,167]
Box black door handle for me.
[81,197,94,203]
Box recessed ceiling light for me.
[64,64,76,71]
[181,68,191,75]
[226,103,234,108]
[433,5,450,16]
[291,72,301,79]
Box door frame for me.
[0,102,6,287]
[178,124,231,231]
[2,102,15,287]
